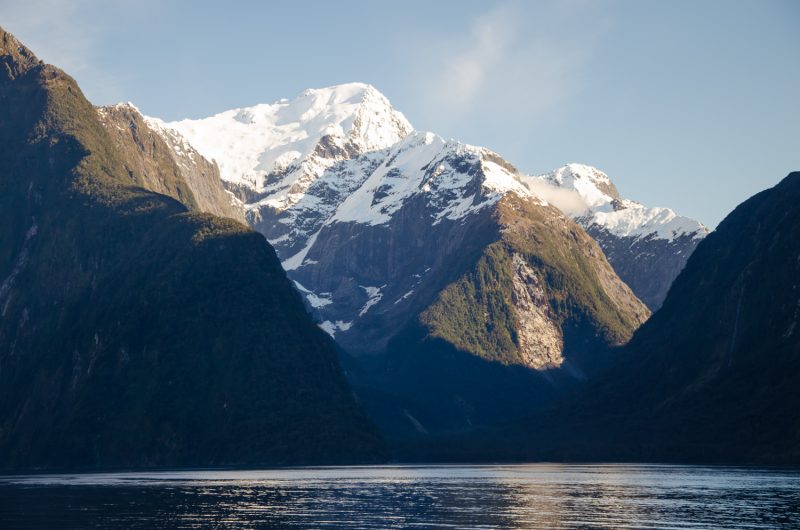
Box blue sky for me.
[2,0,798,227]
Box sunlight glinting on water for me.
[1,464,799,529]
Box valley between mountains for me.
[1,27,797,468]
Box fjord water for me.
[1,465,798,529]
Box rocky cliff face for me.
[582,225,701,311]
[97,104,244,221]
[0,27,380,470]
[417,195,649,372]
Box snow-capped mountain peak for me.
[152,83,413,207]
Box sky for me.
[2,0,798,228]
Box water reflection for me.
[0,464,798,529]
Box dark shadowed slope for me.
[0,27,381,470]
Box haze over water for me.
[1,464,799,529]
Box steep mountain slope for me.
[464,172,800,464]
[528,164,708,309]
[97,103,244,221]
[0,27,380,470]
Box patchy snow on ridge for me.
[332,131,540,227]
[589,201,705,240]
[144,115,202,165]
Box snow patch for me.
[394,290,414,304]
[282,230,320,270]
[359,286,384,316]
[318,320,353,337]
[293,280,332,308]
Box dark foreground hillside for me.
[0,27,381,470]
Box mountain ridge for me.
[147,84,706,311]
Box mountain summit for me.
[157,82,413,207]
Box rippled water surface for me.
[1,464,799,528]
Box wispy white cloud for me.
[521,176,589,216]
[435,4,520,111]
[404,1,601,146]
